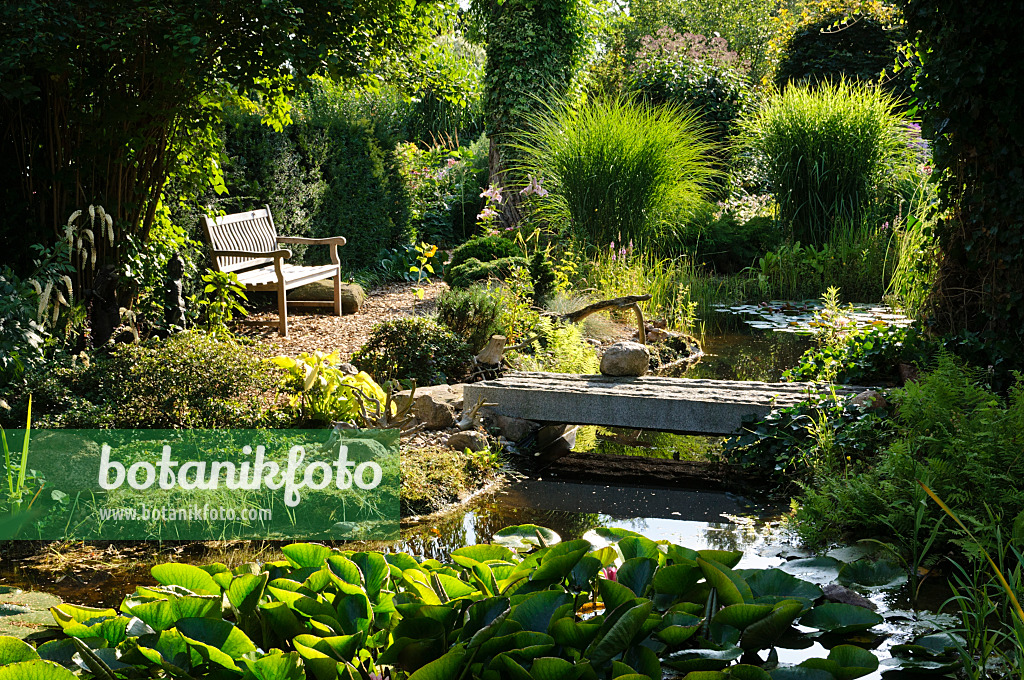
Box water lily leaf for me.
[664,646,743,672]
[880,656,961,674]
[698,550,743,569]
[729,664,772,680]
[509,590,572,633]
[0,636,39,664]
[530,656,581,680]
[408,646,467,680]
[617,558,658,597]
[618,536,662,561]
[227,573,268,617]
[569,555,605,590]
[493,525,560,551]
[49,604,117,627]
[599,578,639,613]
[799,603,883,634]
[624,643,662,680]
[738,569,823,607]
[769,668,834,680]
[584,600,654,665]
[665,544,700,564]
[778,557,844,584]
[533,547,589,583]
[0,660,79,680]
[891,632,966,659]
[176,617,256,670]
[151,563,220,596]
[582,527,645,551]
[282,543,333,569]
[351,552,389,598]
[259,601,306,639]
[698,558,754,606]
[655,624,700,646]
[551,617,602,649]
[125,595,221,632]
[239,651,305,680]
[452,544,516,564]
[652,563,702,596]
[678,672,726,680]
[335,592,373,635]
[837,560,907,590]
[713,603,774,630]
[798,644,878,680]
[740,600,804,651]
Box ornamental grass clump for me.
[738,79,916,246]
[510,96,717,250]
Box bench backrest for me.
[201,206,279,273]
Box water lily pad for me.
[799,603,883,635]
[778,557,844,584]
[494,525,561,551]
[0,591,61,639]
[738,568,823,607]
[837,560,908,590]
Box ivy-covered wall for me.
[901,0,1024,354]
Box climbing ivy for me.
[900,0,1024,356]
[475,0,589,217]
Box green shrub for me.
[510,96,717,250]
[3,332,281,429]
[445,235,522,275]
[213,87,413,270]
[776,12,911,101]
[629,29,753,144]
[436,285,505,353]
[528,250,557,304]
[737,79,915,246]
[677,206,782,273]
[447,256,529,289]
[351,317,471,386]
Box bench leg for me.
[333,273,342,316]
[277,286,289,337]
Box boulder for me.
[822,584,878,611]
[849,390,886,411]
[395,384,464,430]
[600,341,650,377]
[289,280,365,314]
[484,411,541,443]
[447,430,489,452]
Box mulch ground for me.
[237,281,447,360]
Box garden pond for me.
[1,303,955,678]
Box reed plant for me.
[509,96,718,250]
[738,79,916,247]
[583,246,747,338]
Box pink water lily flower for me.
[602,566,618,581]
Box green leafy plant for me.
[197,270,247,335]
[2,395,34,514]
[409,241,439,300]
[352,317,471,386]
[0,523,892,678]
[784,323,928,385]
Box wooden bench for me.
[201,206,347,337]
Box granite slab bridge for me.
[463,371,864,436]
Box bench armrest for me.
[212,248,292,259]
[277,236,347,246]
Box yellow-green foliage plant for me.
[271,351,388,425]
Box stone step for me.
[464,372,863,436]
